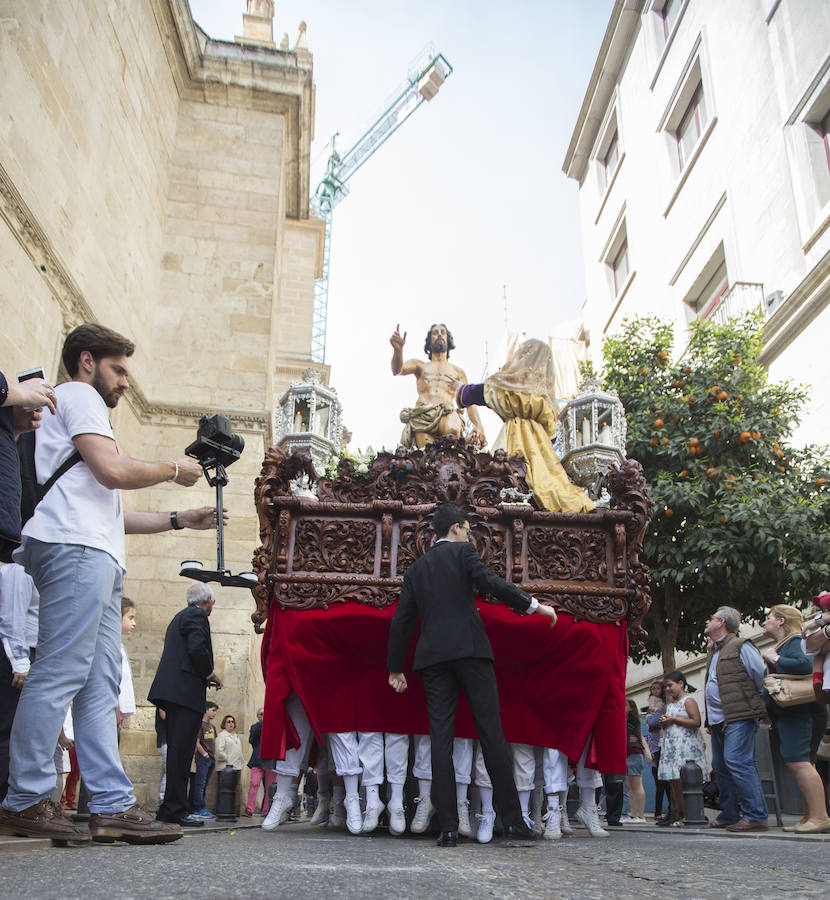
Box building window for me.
[692,262,728,320]
[676,84,708,171]
[611,240,630,295]
[662,0,682,40]
[782,69,830,247]
[822,109,830,175]
[682,248,730,322]
[602,130,620,189]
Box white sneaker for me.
[362,801,384,833]
[476,810,497,844]
[330,800,346,829]
[620,815,636,825]
[410,796,434,834]
[576,803,609,838]
[344,794,363,835]
[542,808,562,840]
[457,799,473,838]
[388,805,406,836]
[262,792,295,832]
[310,794,330,827]
[560,806,574,835]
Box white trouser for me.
[543,743,602,794]
[511,743,544,791]
[413,735,473,784]
[326,731,362,777]
[358,733,410,786]
[274,693,313,778]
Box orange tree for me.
[602,314,830,669]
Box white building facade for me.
[563,0,830,447]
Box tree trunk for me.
[648,582,681,672]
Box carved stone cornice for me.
[0,159,93,334]
[1,158,269,435]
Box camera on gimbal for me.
[185,414,244,474]
[180,414,256,589]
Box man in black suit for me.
[387,503,557,846]
[149,583,222,826]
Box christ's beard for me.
[431,339,448,355]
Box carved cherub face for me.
[493,448,507,462]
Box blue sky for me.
[190,1,612,449]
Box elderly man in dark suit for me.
[149,583,222,826]
[387,503,557,847]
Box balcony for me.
[707,281,766,325]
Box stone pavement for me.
[1,816,829,900]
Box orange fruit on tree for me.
[739,431,751,443]
[679,469,689,478]
[649,438,658,446]
[717,391,728,401]
[751,431,761,439]
[654,418,664,428]
[706,467,719,477]
[662,437,669,444]
[665,508,674,517]
[817,478,827,486]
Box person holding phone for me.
[0,367,57,561]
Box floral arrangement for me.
[323,446,378,480]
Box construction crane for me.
[310,48,453,363]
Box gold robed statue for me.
[455,338,595,514]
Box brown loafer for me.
[0,799,91,843]
[726,817,768,832]
[89,804,182,844]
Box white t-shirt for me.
[22,381,125,570]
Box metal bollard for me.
[680,759,706,825]
[216,767,239,819]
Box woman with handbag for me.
[761,604,830,833]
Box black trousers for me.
[421,657,522,833]
[156,702,202,822]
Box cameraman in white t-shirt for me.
[0,324,222,846]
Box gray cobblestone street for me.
[2,821,829,900]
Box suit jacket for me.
[387,539,532,672]
[148,604,214,714]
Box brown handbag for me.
[763,673,815,707]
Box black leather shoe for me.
[177,815,205,827]
[502,823,537,841]
[436,830,458,847]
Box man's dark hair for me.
[433,503,468,538]
[62,324,135,376]
[424,323,455,359]
[205,701,219,711]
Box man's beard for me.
[431,338,448,356]
[92,370,122,408]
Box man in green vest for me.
[704,606,768,832]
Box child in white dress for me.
[657,670,706,827]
